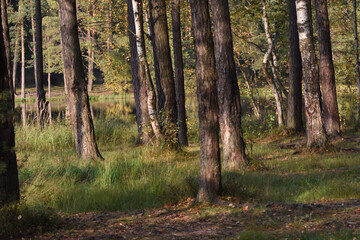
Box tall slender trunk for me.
[35,0,47,125]
[20,2,25,99]
[211,0,247,169]
[59,0,103,159]
[0,7,19,203]
[150,0,178,147]
[172,0,188,146]
[133,0,162,140]
[127,0,154,144]
[353,0,360,126]
[287,0,304,132]
[296,0,327,148]
[315,0,340,136]
[12,25,19,94]
[47,72,51,98]
[31,0,38,88]
[1,0,11,84]
[261,0,285,127]
[190,0,221,203]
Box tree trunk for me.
[12,25,19,95]
[35,0,47,126]
[315,0,340,136]
[47,72,51,98]
[150,0,178,147]
[149,0,164,112]
[353,0,360,126]
[132,0,161,140]
[1,0,11,84]
[296,0,327,148]
[211,0,247,169]
[127,0,153,144]
[59,0,103,159]
[20,2,25,99]
[261,0,285,128]
[189,0,221,203]
[287,0,304,132]
[0,8,20,203]
[171,0,188,146]
[87,4,94,92]
[31,0,38,88]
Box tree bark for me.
[12,25,18,95]
[132,0,161,140]
[189,0,221,203]
[31,0,38,88]
[1,0,11,84]
[35,0,47,125]
[59,0,103,159]
[296,0,327,148]
[353,0,360,126]
[127,0,153,144]
[20,2,25,99]
[47,72,51,98]
[0,7,19,203]
[287,0,304,132]
[150,0,178,147]
[87,4,94,92]
[315,0,340,136]
[211,0,247,169]
[171,0,188,146]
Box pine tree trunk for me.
[171,0,188,146]
[31,0,38,88]
[315,0,340,136]
[150,0,178,147]
[12,25,19,95]
[211,0,247,169]
[189,0,221,203]
[132,0,161,140]
[127,0,153,144]
[35,0,47,126]
[287,0,304,132]
[20,2,25,99]
[296,0,327,148]
[0,9,19,203]
[47,72,51,98]
[1,0,12,84]
[59,0,103,159]
[353,0,360,126]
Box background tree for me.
[211,0,247,169]
[59,0,103,159]
[353,0,360,127]
[190,0,221,203]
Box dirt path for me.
[36,199,360,239]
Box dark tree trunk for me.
[296,0,327,148]
[0,7,19,203]
[20,2,25,99]
[149,0,164,112]
[59,0,103,159]
[1,0,11,84]
[287,0,304,132]
[211,0,247,169]
[35,0,47,125]
[150,0,178,146]
[171,0,188,146]
[353,0,360,126]
[31,0,37,88]
[189,0,221,203]
[315,0,340,136]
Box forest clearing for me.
[1,0,360,239]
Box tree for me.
[296,0,327,148]
[172,0,188,146]
[0,6,20,203]
[211,0,247,169]
[20,1,25,99]
[353,0,360,126]
[59,0,103,159]
[1,0,11,81]
[190,0,221,203]
[150,0,178,147]
[315,0,340,136]
[287,0,304,132]
[35,0,47,125]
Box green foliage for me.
[0,203,60,239]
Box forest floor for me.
[36,198,360,239]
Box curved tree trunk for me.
[171,0,188,146]
[296,0,327,148]
[35,0,47,126]
[133,0,162,140]
[287,0,304,132]
[211,0,247,169]
[127,0,153,144]
[190,0,221,203]
[150,0,178,147]
[315,0,340,136]
[59,0,103,159]
[0,7,19,203]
